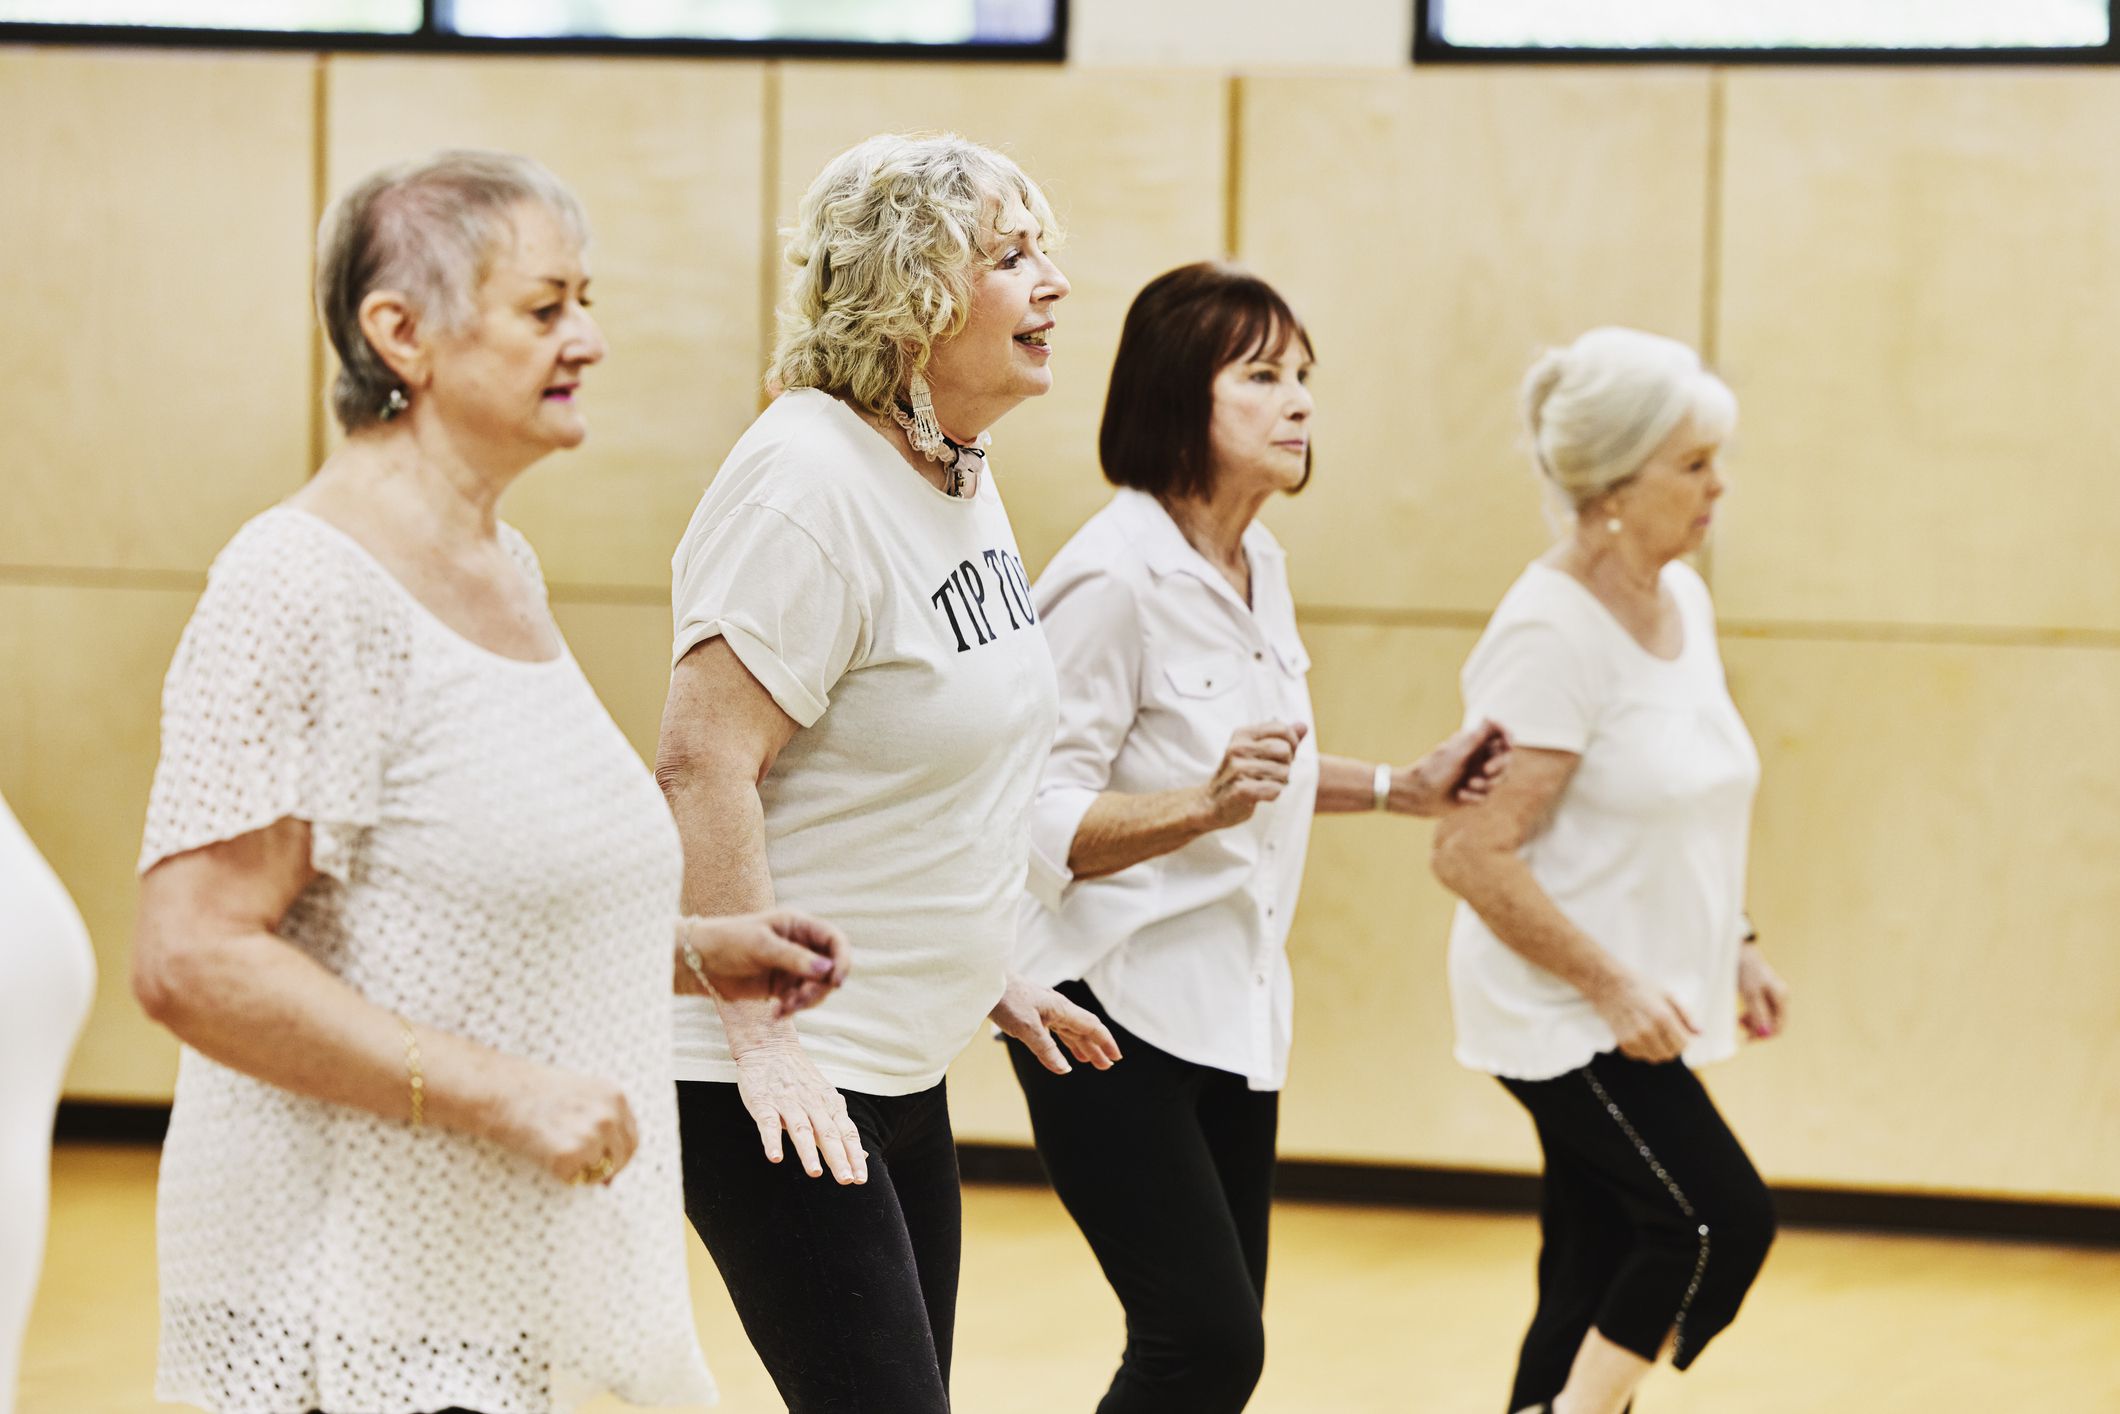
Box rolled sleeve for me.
[1461,617,1597,754]
[671,503,866,728]
[1025,568,1144,910]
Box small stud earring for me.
[1605,515,1623,534]
[381,387,411,421]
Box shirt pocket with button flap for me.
[1154,649,1253,777]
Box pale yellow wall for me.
[6,46,2117,1202]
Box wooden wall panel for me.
[326,56,768,590]
[1716,71,2120,633]
[0,49,315,574]
[1718,635,2120,1200]
[3,586,195,1100]
[550,597,672,768]
[774,64,1230,574]
[1238,70,1713,615]
[1277,622,1538,1169]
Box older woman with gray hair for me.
[132,150,849,1414]
[657,131,1119,1412]
[1431,327,1789,1414]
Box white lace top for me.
[139,508,717,1414]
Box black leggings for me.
[1010,982,1279,1414]
[676,1077,962,1413]
[1499,1051,1776,1411]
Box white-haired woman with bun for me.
[657,132,1119,1412]
[132,150,850,1414]
[1430,327,1789,1414]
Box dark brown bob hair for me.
[1098,261,1314,501]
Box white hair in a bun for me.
[1521,327,1735,512]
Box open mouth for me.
[543,385,578,401]
[1014,325,1051,350]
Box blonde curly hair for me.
[768,132,1063,418]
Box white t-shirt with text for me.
[669,389,1059,1096]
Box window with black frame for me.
[0,0,1063,55]
[1416,0,2117,62]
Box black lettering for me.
[956,562,996,644]
[1006,551,1037,625]
[930,580,971,653]
[981,549,1024,630]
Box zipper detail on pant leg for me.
[1581,1066,1711,1364]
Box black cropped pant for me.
[1498,1051,1776,1411]
[1009,982,1280,1414]
[677,1077,962,1413]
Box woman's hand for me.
[1393,720,1512,816]
[990,974,1123,1075]
[490,1061,641,1186]
[1589,971,1701,1063]
[1737,942,1790,1041]
[1200,721,1310,829]
[676,909,850,1018]
[729,1038,868,1184]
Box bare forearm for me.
[1437,848,1629,1002]
[143,927,520,1140]
[1316,753,1383,813]
[663,765,794,1051]
[1317,752,1450,815]
[1066,786,1215,880]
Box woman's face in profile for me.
[426,201,607,463]
[1616,413,1728,555]
[1205,333,1313,500]
[923,195,1070,420]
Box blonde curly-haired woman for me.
[657,133,1121,1412]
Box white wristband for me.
[1372,763,1393,812]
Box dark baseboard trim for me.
[56,1099,170,1143]
[58,1105,2118,1247]
[959,1141,2120,1248]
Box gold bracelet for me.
[677,922,720,999]
[396,1014,425,1129]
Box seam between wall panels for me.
[310,53,330,477]
[1699,66,1727,589]
[757,61,781,413]
[1224,74,1243,257]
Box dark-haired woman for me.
[1008,261,1511,1412]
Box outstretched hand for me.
[1395,719,1512,816]
[676,909,850,1018]
[990,974,1123,1075]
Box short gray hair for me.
[315,150,589,434]
[1521,326,1736,511]
[768,132,1062,419]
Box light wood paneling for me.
[325,56,769,589]
[774,64,1230,574]
[2,586,196,1101]
[1278,621,1538,1169]
[28,1144,2120,1413]
[551,595,671,768]
[1237,70,1713,614]
[0,49,315,575]
[1718,634,2120,1200]
[1716,71,2120,633]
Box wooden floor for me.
[21,1144,2120,1412]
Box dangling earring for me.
[904,372,947,460]
[380,387,411,422]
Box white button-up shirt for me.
[1015,489,1319,1091]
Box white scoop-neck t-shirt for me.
[669,389,1059,1096]
[140,508,716,1414]
[1448,560,1760,1081]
